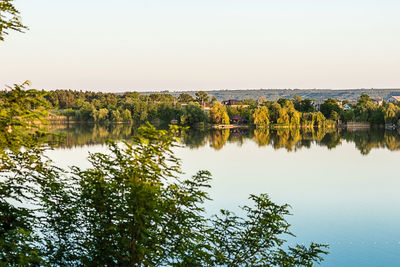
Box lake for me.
[46,123,400,266]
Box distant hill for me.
[140,89,400,101]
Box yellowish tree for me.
[210,103,230,125]
[252,106,270,127]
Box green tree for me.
[315,112,327,127]
[297,99,315,112]
[320,99,341,119]
[277,98,294,108]
[0,0,28,41]
[210,102,230,125]
[384,103,400,124]
[209,194,327,266]
[341,110,355,122]
[195,91,210,105]
[354,94,380,123]
[330,110,340,123]
[252,106,270,126]
[76,101,94,120]
[93,108,109,122]
[179,103,208,126]
[289,108,301,125]
[277,107,290,124]
[0,82,52,265]
[121,108,132,122]
[178,93,194,103]
[0,81,48,148]
[221,111,230,124]
[269,102,282,123]
[110,109,122,121]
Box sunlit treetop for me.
[0,0,28,41]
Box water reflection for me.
[46,123,400,155]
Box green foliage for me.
[253,106,270,126]
[121,108,132,122]
[60,108,75,121]
[243,98,257,108]
[209,194,328,266]
[110,109,122,121]
[30,88,400,127]
[92,108,109,122]
[330,111,340,122]
[210,103,230,125]
[0,0,28,41]
[60,125,207,265]
[180,103,208,126]
[289,109,301,125]
[370,107,385,125]
[295,98,315,112]
[221,112,230,125]
[277,98,293,108]
[195,91,210,105]
[227,106,252,123]
[384,103,400,124]
[341,110,355,122]
[178,93,194,103]
[0,81,49,150]
[277,108,290,125]
[0,82,54,265]
[354,94,378,123]
[320,99,341,119]
[314,112,327,127]
[301,112,327,127]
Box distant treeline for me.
[151,89,400,102]
[23,89,400,127]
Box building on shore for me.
[222,99,249,108]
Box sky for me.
[1,0,399,92]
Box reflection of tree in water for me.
[228,128,250,147]
[319,131,341,149]
[301,127,329,143]
[181,129,208,149]
[253,128,270,147]
[385,133,400,151]
[45,124,400,155]
[341,129,400,155]
[209,129,230,150]
[271,128,302,151]
[46,123,135,148]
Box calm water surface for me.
[47,124,400,266]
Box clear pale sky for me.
[1,0,399,92]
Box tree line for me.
[18,89,400,127]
